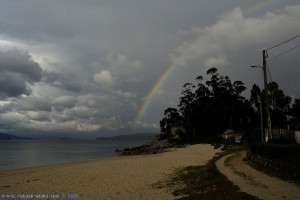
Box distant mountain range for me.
[0,133,34,140]
[96,133,157,141]
[0,132,158,141]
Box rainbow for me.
[132,63,176,128]
[132,0,275,129]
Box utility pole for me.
[259,95,264,143]
[262,50,271,142]
[251,35,299,142]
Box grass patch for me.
[224,154,235,167]
[233,170,267,189]
[224,152,267,188]
[154,146,260,200]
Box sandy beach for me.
[0,144,219,200]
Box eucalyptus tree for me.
[162,67,251,142]
[250,81,292,129]
[159,107,183,139]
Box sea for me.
[0,138,151,170]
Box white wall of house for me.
[295,131,300,143]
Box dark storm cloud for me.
[19,96,52,111]
[0,1,299,137]
[0,50,42,82]
[0,71,31,98]
[0,49,42,98]
[42,71,82,92]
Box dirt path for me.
[216,151,300,200]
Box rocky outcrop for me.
[120,139,180,156]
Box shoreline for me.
[0,154,122,173]
[0,152,124,172]
[0,144,220,200]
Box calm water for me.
[0,139,149,170]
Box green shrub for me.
[268,138,297,144]
[249,143,300,183]
[249,143,300,164]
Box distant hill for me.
[0,133,34,140]
[96,133,157,141]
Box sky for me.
[0,0,299,139]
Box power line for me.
[267,44,300,61]
[267,35,300,51]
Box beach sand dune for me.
[0,144,219,200]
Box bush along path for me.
[216,151,300,200]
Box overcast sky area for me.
[0,0,299,139]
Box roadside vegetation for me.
[153,145,260,200]
[247,141,300,185]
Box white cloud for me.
[19,96,53,111]
[24,111,49,121]
[53,95,77,107]
[77,93,109,107]
[169,4,300,69]
[92,53,143,85]
[106,53,142,75]
[1,112,27,122]
[101,116,125,130]
[204,55,229,68]
[93,70,115,86]
[71,106,98,119]
[76,123,102,132]
[133,120,159,129]
[115,90,136,99]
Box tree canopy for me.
[160,67,253,143]
[160,67,299,143]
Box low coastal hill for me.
[0,133,34,140]
[95,133,157,141]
